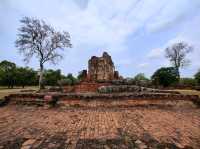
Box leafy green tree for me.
[195,70,200,85]
[151,67,178,87]
[15,67,37,88]
[43,69,62,86]
[0,60,17,88]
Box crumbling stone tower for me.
[88,52,118,81]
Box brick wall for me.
[6,92,200,108]
[63,82,111,93]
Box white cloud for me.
[1,0,199,51]
[138,63,149,69]
[0,0,188,51]
[0,0,200,77]
[116,58,132,66]
[74,0,89,9]
[147,48,164,59]
[146,0,200,33]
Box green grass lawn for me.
[0,86,38,99]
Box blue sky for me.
[0,0,200,78]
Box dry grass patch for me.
[0,86,38,99]
[175,89,200,97]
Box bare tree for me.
[165,42,193,79]
[15,17,72,89]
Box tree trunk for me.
[39,63,44,90]
[176,67,180,80]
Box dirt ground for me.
[0,105,200,149]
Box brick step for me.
[4,92,200,108]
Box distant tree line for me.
[132,69,200,88]
[0,60,79,88]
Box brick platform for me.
[2,92,200,148]
[6,92,200,108]
[0,106,200,148]
[63,82,111,93]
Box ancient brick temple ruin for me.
[87,52,119,81]
[81,52,120,82]
[62,52,121,92]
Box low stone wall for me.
[7,93,46,106]
[98,85,180,94]
[63,83,181,94]
[58,98,196,109]
[63,82,111,93]
[5,92,200,108]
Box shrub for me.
[179,78,197,86]
[195,70,200,85]
[58,78,73,86]
[77,70,87,81]
[151,67,178,87]
[57,73,79,86]
[43,69,62,86]
[133,73,150,86]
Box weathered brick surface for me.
[77,82,111,93]
[98,85,181,94]
[63,82,111,93]
[87,52,117,81]
[58,98,198,109]
[6,92,200,108]
[0,106,200,148]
